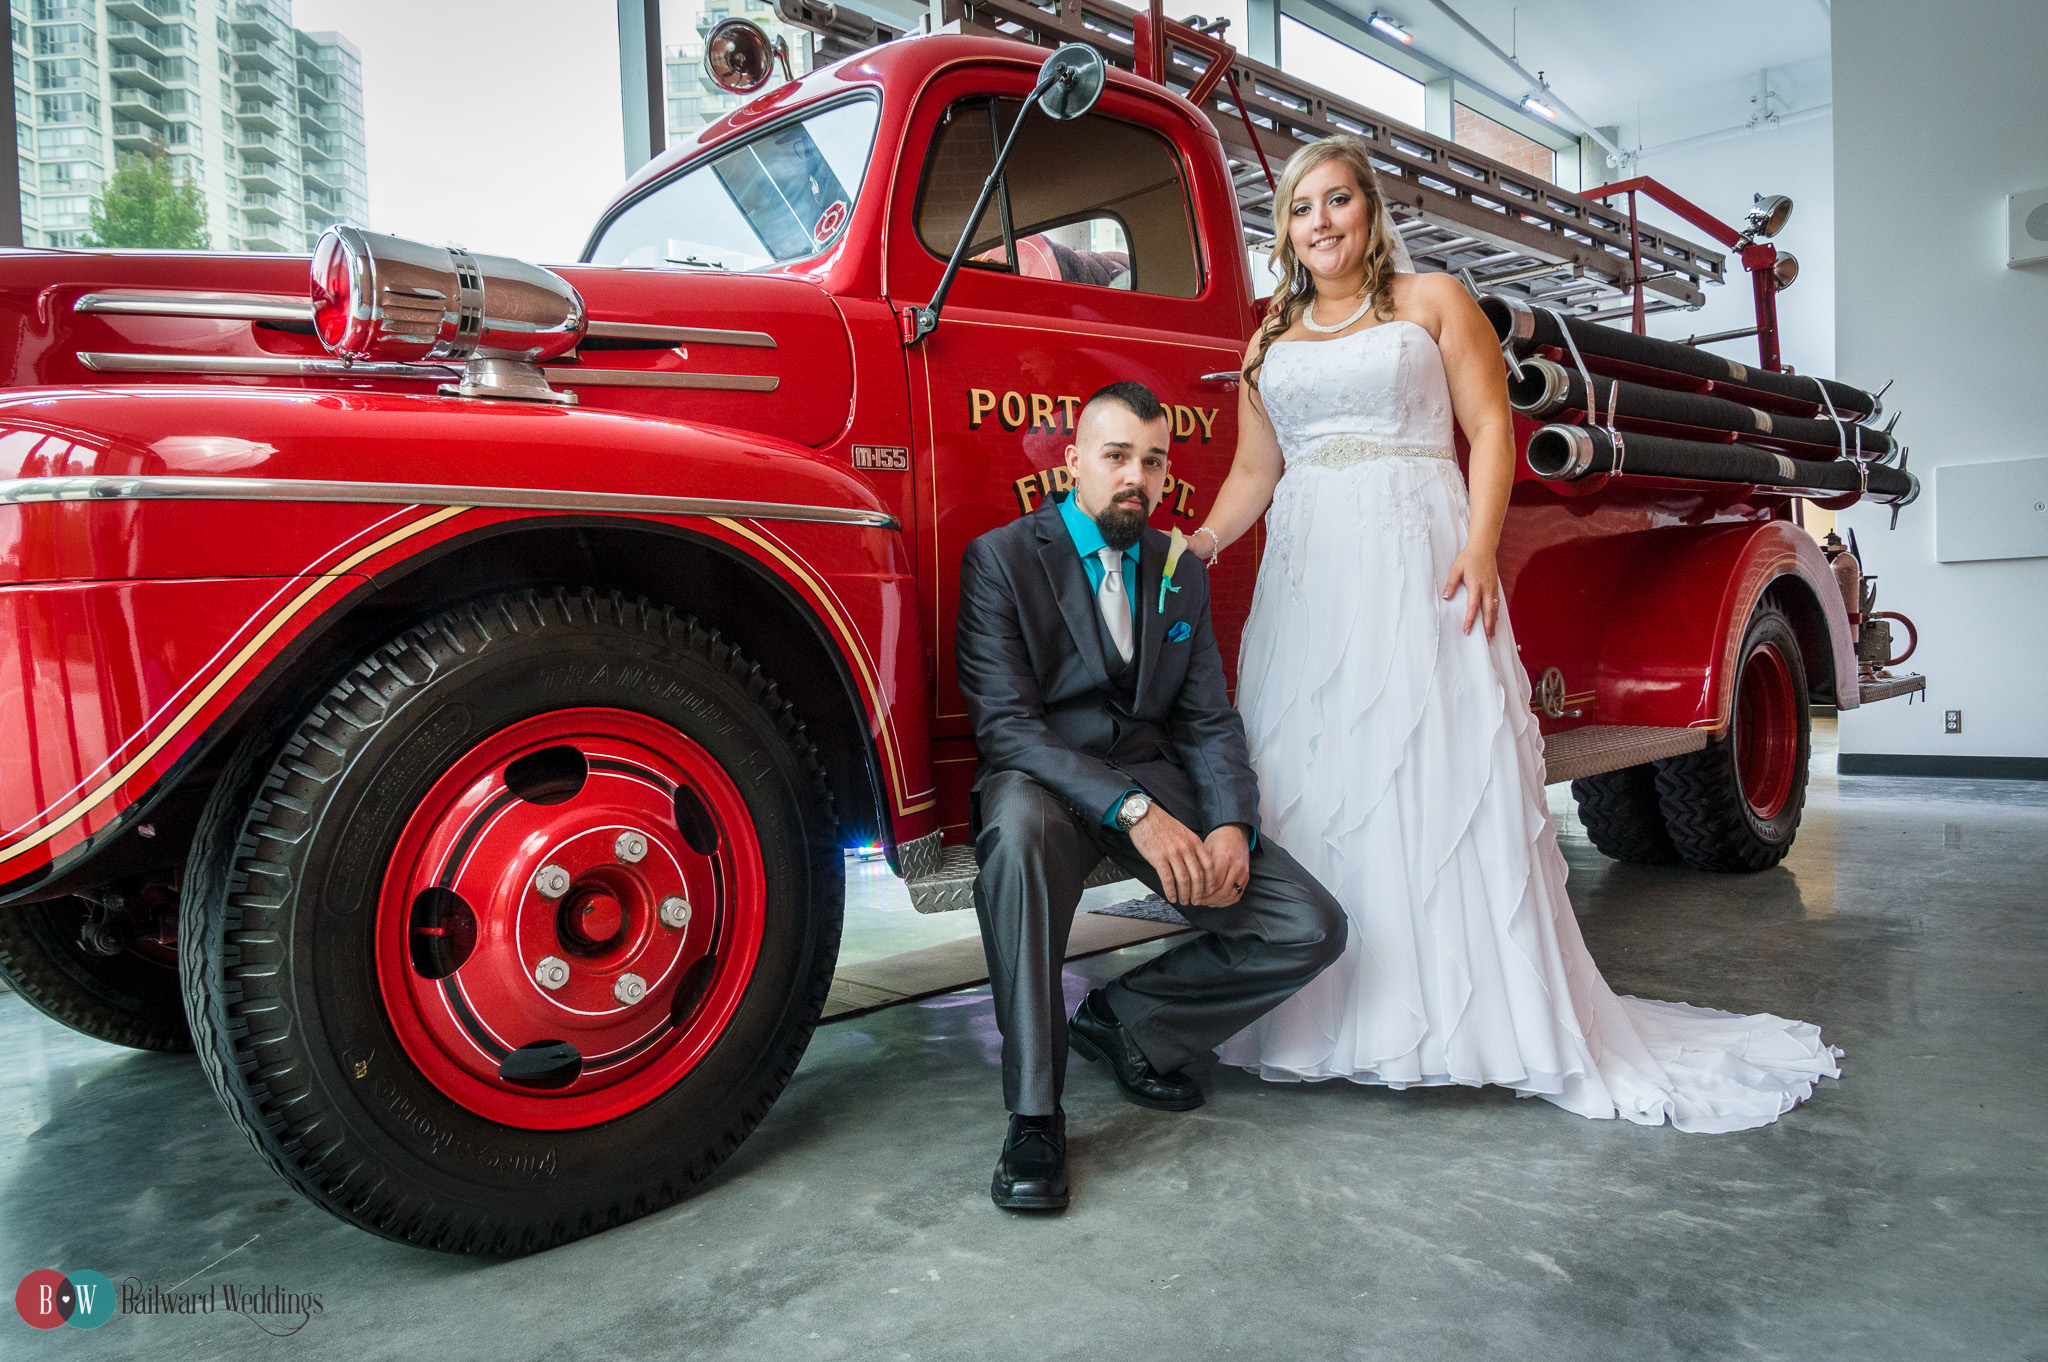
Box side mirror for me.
[704,18,792,95]
[903,43,1108,345]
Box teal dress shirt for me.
[1056,493,1143,828]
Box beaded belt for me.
[1290,435,1455,471]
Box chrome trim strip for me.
[74,292,314,322]
[542,367,777,392]
[76,352,777,391]
[0,476,898,529]
[78,351,457,380]
[584,320,777,349]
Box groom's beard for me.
[1095,494,1148,551]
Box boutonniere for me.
[1158,528,1187,614]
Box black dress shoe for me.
[991,1109,1068,1211]
[1067,989,1205,1111]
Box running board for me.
[904,842,1134,915]
[1859,674,1926,705]
[1542,724,1709,784]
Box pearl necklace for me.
[1301,293,1373,334]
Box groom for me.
[955,380,1347,1212]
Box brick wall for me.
[1453,104,1557,181]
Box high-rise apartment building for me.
[663,0,812,147]
[11,0,367,252]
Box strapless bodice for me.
[1260,321,1456,466]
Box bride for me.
[1193,136,1840,1132]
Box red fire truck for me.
[0,3,1919,1253]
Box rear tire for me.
[0,897,189,1051]
[1655,598,1811,872]
[182,589,841,1255]
[1570,765,1677,865]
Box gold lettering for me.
[969,389,997,430]
[1029,392,1056,433]
[1055,394,1081,431]
[1174,480,1196,517]
[1050,467,1074,493]
[1192,407,1217,442]
[1173,405,1196,440]
[1014,474,1043,514]
[999,391,1027,431]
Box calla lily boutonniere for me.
[1158,527,1188,613]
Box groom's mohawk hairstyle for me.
[1082,380,1166,428]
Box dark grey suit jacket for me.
[955,498,1261,838]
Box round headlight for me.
[308,226,586,366]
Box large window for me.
[915,98,1201,298]
[1278,18,1425,126]
[586,97,879,270]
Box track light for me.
[1521,94,1556,119]
[1367,11,1413,43]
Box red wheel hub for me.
[376,708,766,1129]
[1733,640,1798,821]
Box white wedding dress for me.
[1214,321,1842,1132]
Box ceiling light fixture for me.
[1367,11,1413,43]
[1521,94,1556,119]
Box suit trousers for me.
[971,768,1347,1116]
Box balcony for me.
[300,157,339,190]
[298,101,336,134]
[230,3,282,40]
[105,0,188,20]
[35,64,99,93]
[231,35,279,71]
[235,99,282,133]
[238,161,286,193]
[297,70,337,100]
[235,127,284,161]
[108,85,169,123]
[112,119,154,149]
[242,224,292,252]
[107,53,169,92]
[240,191,284,222]
[31,2,96,22]
[232,66,285,102]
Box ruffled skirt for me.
[1215,455,1841,1133]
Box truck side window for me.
[915,98,1201,298]
[586,97,880,270]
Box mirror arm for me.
[904,66,1067,347]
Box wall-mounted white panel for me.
[1936,456,2048,562]
[2011,187,2048,267]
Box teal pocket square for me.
[1167,621,1192,643]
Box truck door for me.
[887,68,1254,841]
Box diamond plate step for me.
[1859,674,1926,705]
[905,843,1133,915]
[1541,724,1710,784]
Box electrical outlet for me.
[1945,710,1963,734]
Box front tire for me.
[1655,597,1811,872]
[182,589,841,1254]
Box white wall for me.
[1834,0,2048,762]
[1608,57,1836,380]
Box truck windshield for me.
[586,98,879,270]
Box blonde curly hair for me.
[1243,135,1401,391]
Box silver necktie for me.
[1097,547,1133,664]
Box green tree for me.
[81,141,210,250]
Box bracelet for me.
[1193,525,1222,563]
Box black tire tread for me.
[0,898,191,1051]
[1570,764,1678,865]
[182,587,839,1255]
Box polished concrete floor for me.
[5,719,2046,1359]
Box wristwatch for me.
[1114,792,1152,832]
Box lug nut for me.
[533,864,572,900]
[614,831,649,864]
[534,956,571,991]
[659,896,690,930]
[613,973,648,1005]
